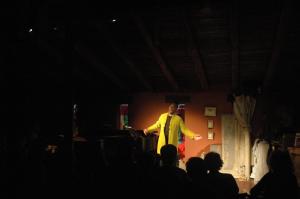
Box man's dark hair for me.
[160,144,177,166]
[268,149,294,173]
[186,157,207,178]
[204,152,223,172]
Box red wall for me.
[130,91,232,161]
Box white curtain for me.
[232,95,256,180]
[251,140,269,183]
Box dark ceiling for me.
[71,0,300,94]
[3,0,300,98]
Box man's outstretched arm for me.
[179,119,202,140]
[144,115,162,135]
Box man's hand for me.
[193,135,202,141]
[143,129,149,135]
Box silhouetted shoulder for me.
[222,173,236,181]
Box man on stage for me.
[143,103,202,155]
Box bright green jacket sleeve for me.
[145,113,197,154]
[147,115,162,133]
[179,118,196,139]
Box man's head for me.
[268,149,294,173]
[204,152,223,172]
[160,144,178,166]
[186,157,207,179]
[168,103,178,115]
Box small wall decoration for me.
[208,130,214,140]
[208,120,214,129]
[204,107,216,116]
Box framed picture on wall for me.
[208,130,214,140]
[204,107,216,116]
[208,120,214,128]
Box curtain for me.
[232,95,256,180]
[221,114,237,176]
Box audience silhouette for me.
[154,144,190,198]
[186,157,215,199]
[9,120,300,199]
[250,149,298,199]
[204,152,239,199]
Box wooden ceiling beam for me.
[182,9,209,90]
[132,14,179,91]
[96,24,153,91]
[230,0,240,91]
[74,42,128,91]
[263,0,292,90]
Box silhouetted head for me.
[160,144,178,166]
[168,103,178,115]
[204,152,223,172]
[186,157,207,180]
[268,150,294,173]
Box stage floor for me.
[236,179,254,193]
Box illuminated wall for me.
[130,91,232,161]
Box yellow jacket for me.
[147,113,196,154]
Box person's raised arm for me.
[144,115,162,135]
[179,119,202,140]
